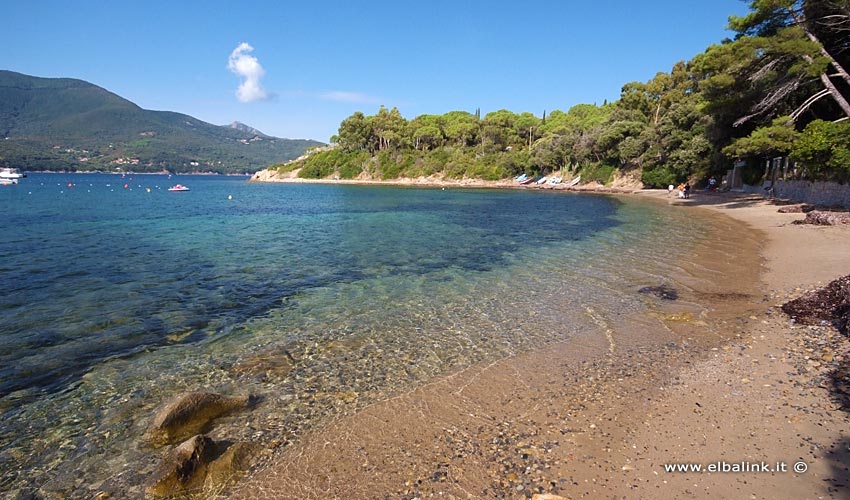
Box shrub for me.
[582,163,616,184]
[641,166,677,188]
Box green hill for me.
[0,70,323,173]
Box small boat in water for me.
[0,177,17,186]
[0,167,25,181]
[167,184,190,192]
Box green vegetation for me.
[287,0,850,187]
[0,71,323,173]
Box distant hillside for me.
[0,70,323,173]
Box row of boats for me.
[514,173,581,187]
[1,168,191,192]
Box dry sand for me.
[224,189,850,500]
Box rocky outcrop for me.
[146,435,259,498]
[250,168,283,182]
[146,392,252,446]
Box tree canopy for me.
[279,0,850,186]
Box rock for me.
[532,494,573,500]
[204,442,260,492]
[638,284,679,300]
[230,350,295,380]
[146,392,252,446]
[146,435,215,498]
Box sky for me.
[2,0,750,142]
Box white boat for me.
[568,175,581,187]
[536,176,549,184]
[547,176,562,185]
[0,167,25,181]
[168,184,190,192]
[0,177,18,186]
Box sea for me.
[0,174,757,498]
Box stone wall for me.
[744,180,850,208]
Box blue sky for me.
[3,1,749,142]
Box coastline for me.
[223,188,850,499]
[248,169,641,192]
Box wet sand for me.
[224,189,850,499]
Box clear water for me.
[0,174,729,498]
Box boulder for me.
[146,437,259,498]
[146,392,251,446]
[204,442,259,492]
[146,435,215,498]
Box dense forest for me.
[280,0,850,187]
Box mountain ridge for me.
[0,70,323,173]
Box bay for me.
[0,173,720,497]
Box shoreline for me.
[248,170,642,193]
[223,189,850,499]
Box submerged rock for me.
[204,442,259,491]
[146,392,252,446]
[230,349,296,381]
[146,436,259,498]
[638,284,679,301]
[146,434,215,497]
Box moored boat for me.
[167,184,190,192]
[0,167,25,181]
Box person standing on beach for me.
[684,182,691,199]
[708,176,717,191]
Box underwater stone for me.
[146,434,214,497]
[146,392,251,446]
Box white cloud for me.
[227,42,270,103]
[319,90,380,104]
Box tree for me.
[481,110,520,151]
[791,119,850,177]
[408,114,444,150]
[729,0,850,119]
[514,112,541,148]
[337,112,373,152]
[371,106,407,151]
[442,111,479,147]
[722,116,800,157]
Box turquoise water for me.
[0,174,720,497]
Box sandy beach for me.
[224,187,850,500]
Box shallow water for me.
[0,175,746,498]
